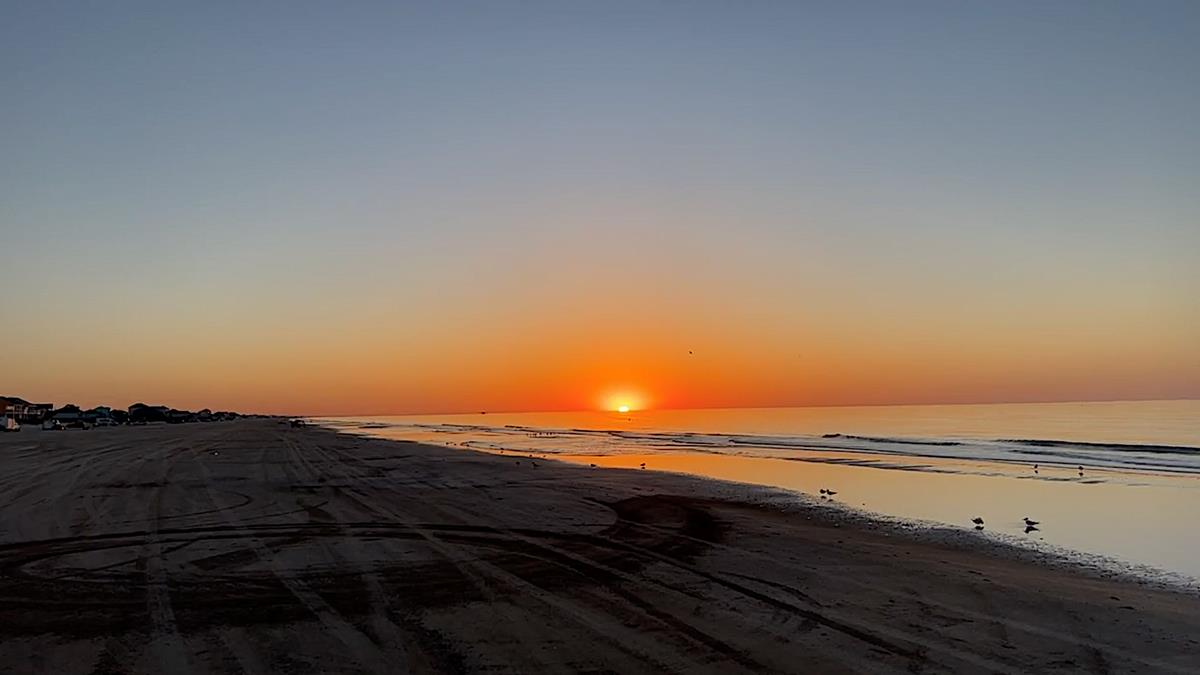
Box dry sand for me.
[0,420,1196,674]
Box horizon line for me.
[305,395,1200,419]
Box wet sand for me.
[535,451,1200,581]
[0,421,1197,673]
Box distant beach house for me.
[50,404,84,424]
[128,403,170,424]
[167,409,193,424]
[84,406,116,426]
[0,397,54,423]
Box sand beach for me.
[1,420,1197,673]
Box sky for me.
[1,2,1198,415]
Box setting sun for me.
[601,389,648,413]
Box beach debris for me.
[1023,517,1039,527]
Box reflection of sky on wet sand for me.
[552,452,1200,583]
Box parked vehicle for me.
[42,419,63,431]
[93,417,118,427]
[1,417,19,432]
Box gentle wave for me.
[319,418,1200,475]
[822,433,965,446]
[1001,439,1200,455]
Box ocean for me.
[319,399,1199,472]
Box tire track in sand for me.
[142,441,194,674]
[195,442,390,673]
[274,431,413,671]
[603,511,1196,674]
[305,433,752,673]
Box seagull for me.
[971,517,984,526]
[1025,524,1040,534]
[819,489,828,495]
[1078,465,1084,476]
[826,489,838,496]
[1023,517,1040,527]
[639,462,646,469]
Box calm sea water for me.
[317,400,1200,582]
[321,400,1200,473]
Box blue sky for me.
[2,2,1197,412]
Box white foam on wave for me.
[318,418,1200,476]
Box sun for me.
[600,388,648,414]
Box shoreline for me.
[628,467,1200,596]
[549,452,1200,594]
[2,420,1198,672]
[328,420,1200,586]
